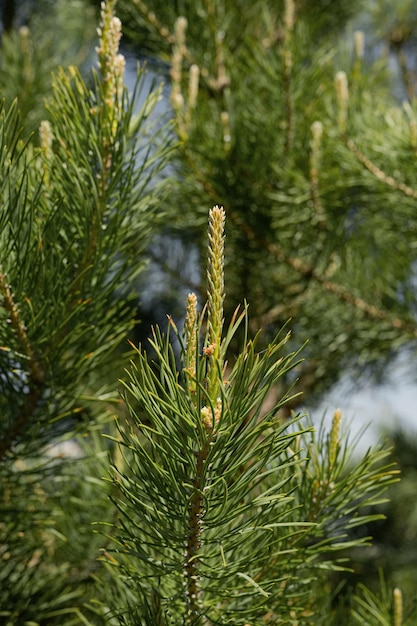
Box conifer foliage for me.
[1,1,417,624]
[0,0,166,460]
[116,0,417,403]
[0,1,168,622]
[105,207,398,624]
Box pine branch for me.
[180,153,417,340]
[0,270,45,459]
[184,207,226,622]
[130,0,175,45]
[0,385,43,460]
[68,3,125,299]
[105,207,400,623]
[232,211,417,337]
[346,137,417,199]
[0,270,44,386]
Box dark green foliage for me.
[353,430,417,597]
[1,1,417,623]
[116,0,417,404]
[0,54,169,458]
[103,212,399,623]
[0,0,97,138]
[0,439,114,625]
[0,2,171,620]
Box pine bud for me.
[335,71,349,134]
[393,588,403,626]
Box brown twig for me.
[0,270,44,458]
[185,442,208,624]
[347,137,417,199]
[229,211,417,339]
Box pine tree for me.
[1,1,417,624]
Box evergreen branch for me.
[346,137,417,199]
[0,385,43,460]
[108,206,402,622]
[75,3,125,289]
[0,270,44,459]
[49,5,137,352]
[180,146,417,341]
[336,70,417,199]
[169,13,229,141]
[170,16,188,138]
[130,0,175,45]
[212,13,231,95]
[186,208,226,622]
[0,270,44,385]
[226,211,417,339]
[309,119,329,271]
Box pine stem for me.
[185,442,208,624]
[184,207,226,623]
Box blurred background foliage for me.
[0,0,97,137]
[105,0,417,414]
[1,0,417,622]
